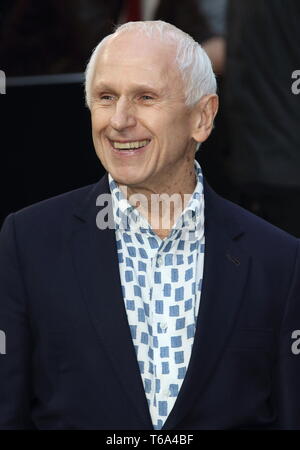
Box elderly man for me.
[0,21,300,430]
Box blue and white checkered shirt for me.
[108,159,205,429]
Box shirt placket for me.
[151,242,176,426]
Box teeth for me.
[112,140,150,150]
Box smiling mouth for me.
[110,139,151,150]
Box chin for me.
[114,176,143,188]
[110,167,145,186]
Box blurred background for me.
[0,0,299,236]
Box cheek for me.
[91,109,108,131]
[170,114,193,145]
[91,119,105,151]
[161,123,190,147]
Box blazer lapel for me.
[69,174,153,428]
[162,181,251,429]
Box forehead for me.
[92,32,181,89]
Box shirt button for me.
[160,322,168,331]
[157,255,162,267]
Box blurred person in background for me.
[0,0,123,76]
[224,0,300,237]
[195,0,227,75]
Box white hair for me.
[84,20,217,109]
[84,21,217,152]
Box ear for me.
[191,94,219,143]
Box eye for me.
[140,95,154,101]
[99,94,114,101]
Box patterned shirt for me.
[108,160,205,429]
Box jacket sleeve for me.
[273,240,300,429]
[0,214,36,429]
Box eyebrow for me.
[93,82,162,95]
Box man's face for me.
[90,32,197,192]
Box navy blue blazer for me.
[0,173,300,430]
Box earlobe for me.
[191,94,219,143]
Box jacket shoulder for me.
[2,182,99,240]
[212,193,299,265]
[221,195,297,241]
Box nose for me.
[110,97,137,131]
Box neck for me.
[118,158,197,235]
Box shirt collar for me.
[108,160,204,240]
